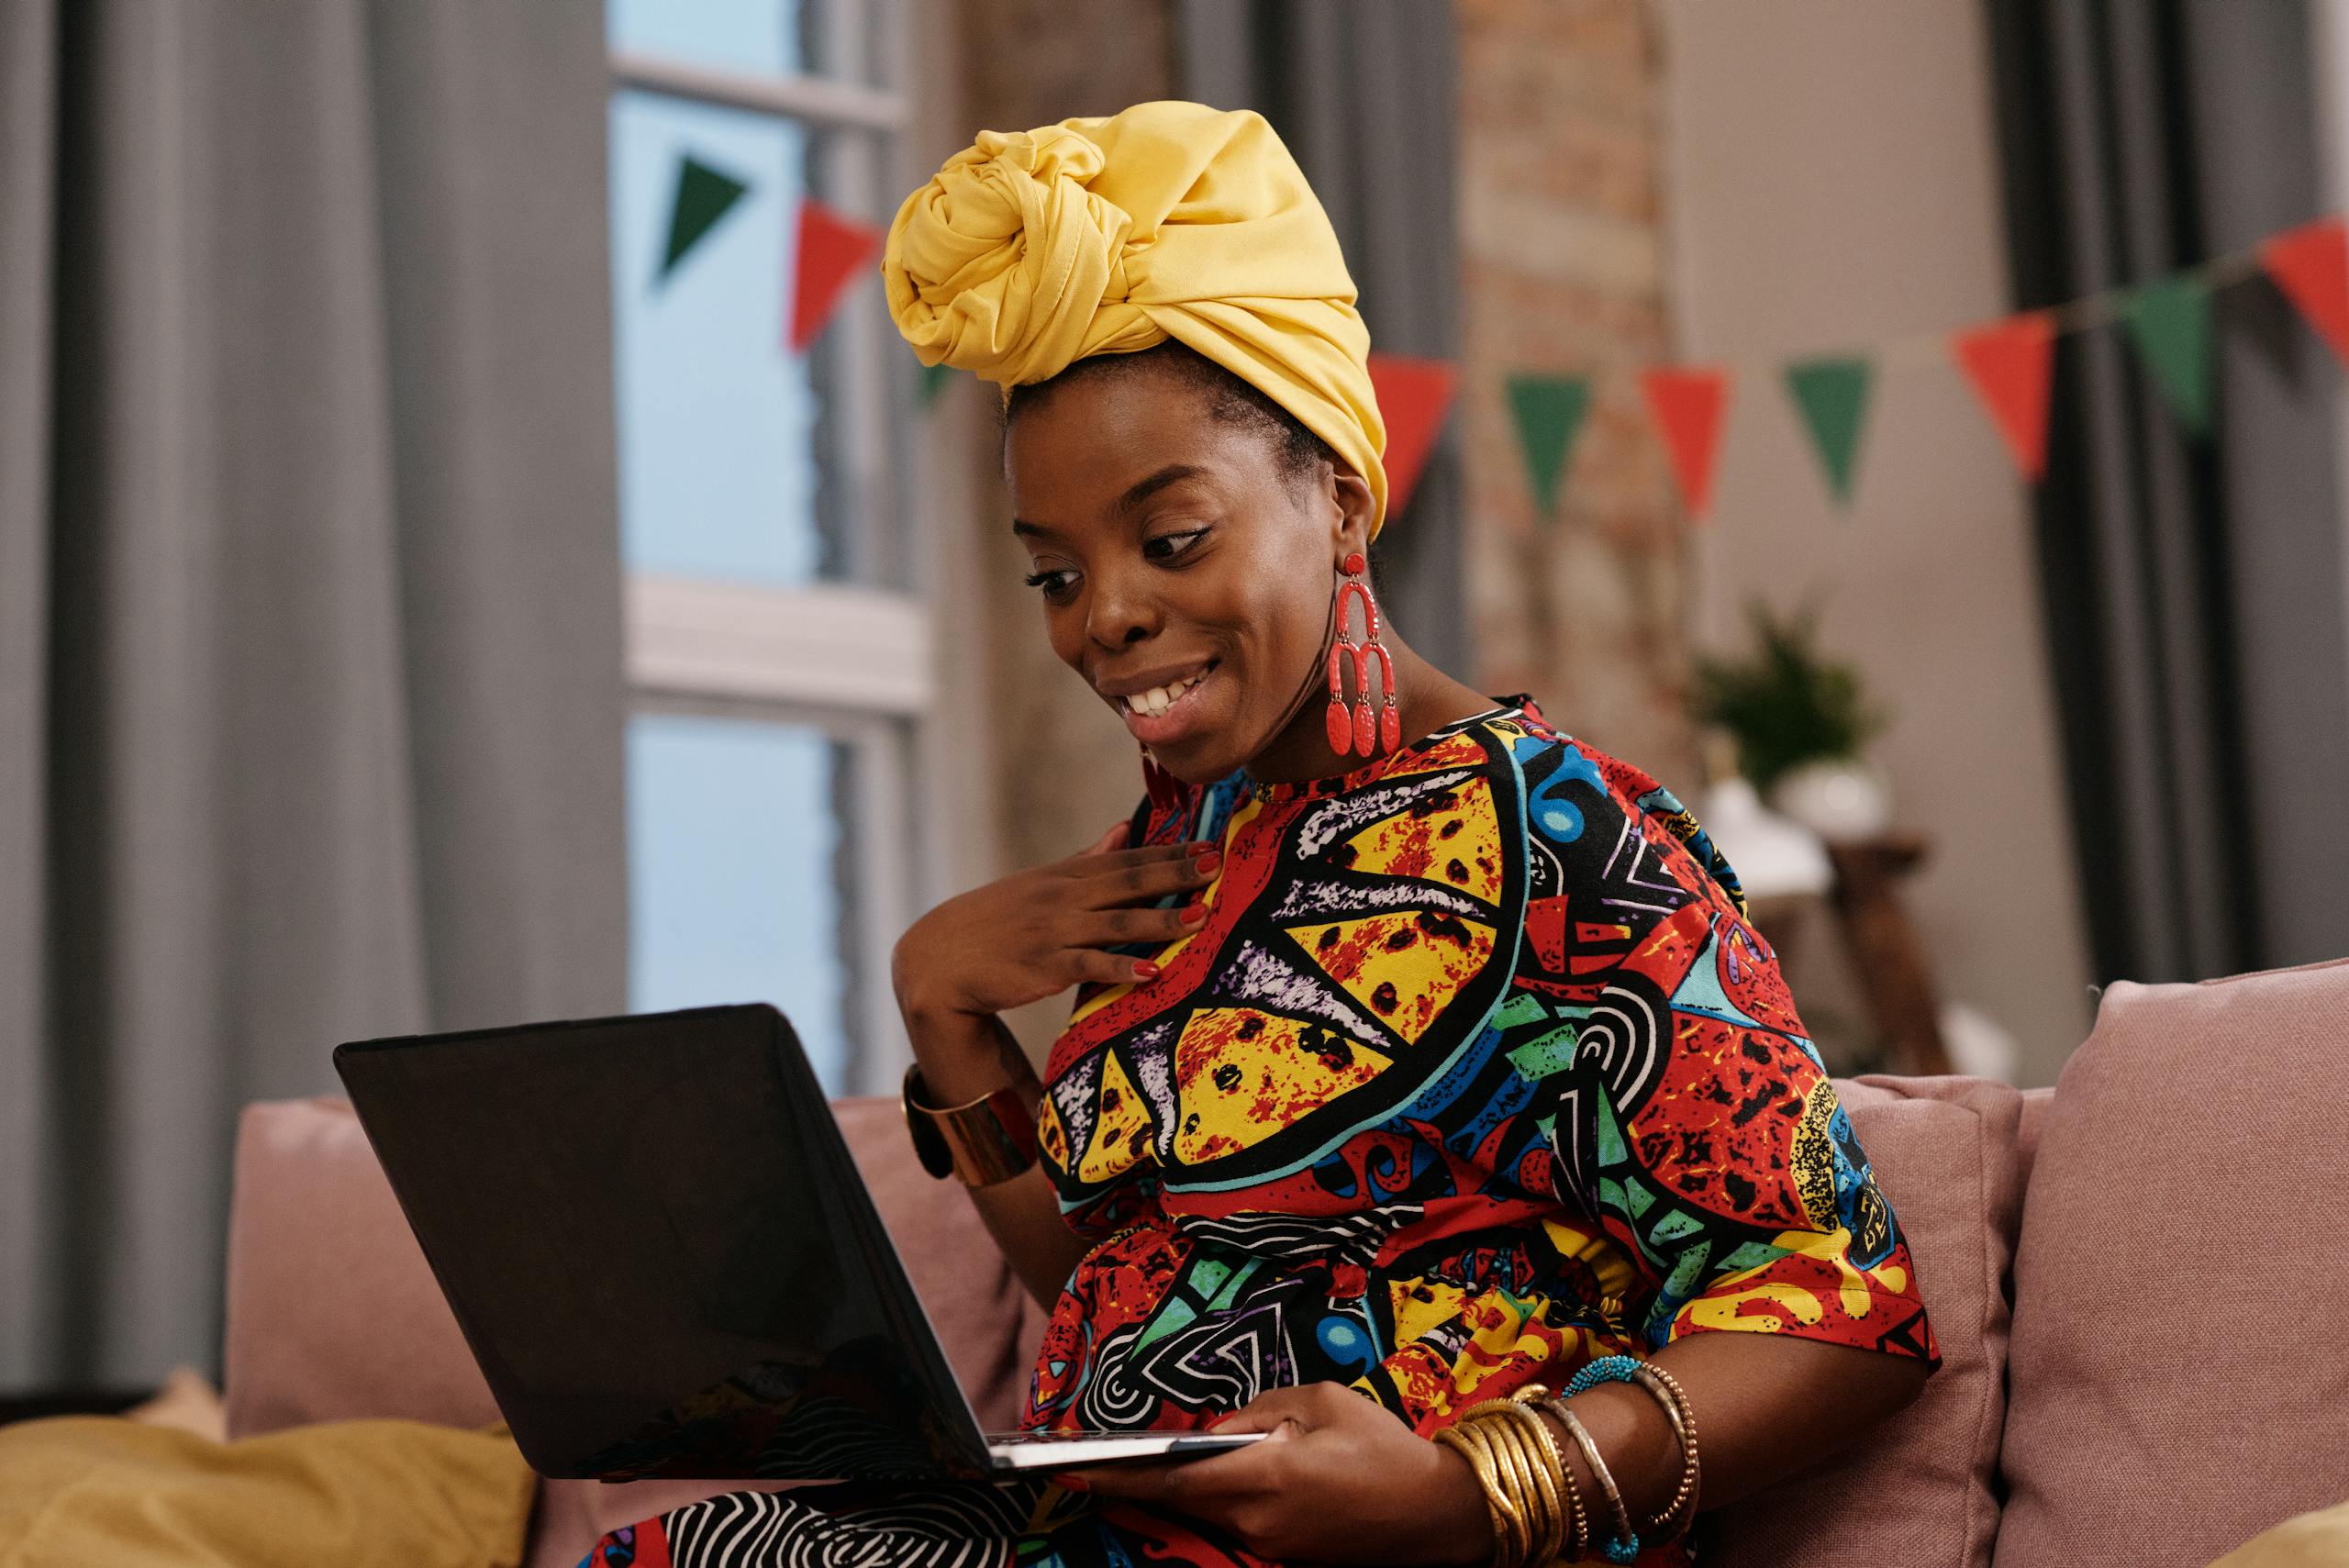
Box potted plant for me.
[1692,603,1890,840]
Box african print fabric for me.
[583,704,1939,1568]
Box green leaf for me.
[1691,603,1888,794]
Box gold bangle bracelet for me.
[1500,1396,1575,1563]
[1499,1405,1569,1564]
[1462,1400,1571,1567]
[1490,1416,1551,1565]
[901,1063,1040,1186]
[1475,1420,1536,1568]
[1436,1423,1520,1568]
[1511,1388,1587,1562]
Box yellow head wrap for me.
[882,99,1391,533]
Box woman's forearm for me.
[902,1005,1089,1307]
[1548,1331,1932,1531]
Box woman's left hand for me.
[1055,1383,1491,1565]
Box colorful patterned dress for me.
[583,703,1939,1568]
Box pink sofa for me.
[221,962,2349,1568]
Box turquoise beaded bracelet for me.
[1558,1356,1643,1563]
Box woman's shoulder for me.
[1493,706,1750,921]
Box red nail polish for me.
[1053,1473,1090,1493]
[1132,960,1161,981]
[1192,851,1221,875]
[1180,900,1208,925]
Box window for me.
[607,0,925,1094]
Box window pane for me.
[627,712,853,1092]
[610,93,899,588]
[611,91,828,585]
[607,0,803,76]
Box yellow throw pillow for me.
[0,1416,535,1568]
[2207,1500,2349,1568]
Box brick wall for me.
[953,0,1180,886]
[1456,0,1698,787]
[949,1,1180,1053]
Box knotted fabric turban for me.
[882,100,1391,533]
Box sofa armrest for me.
[223,1095,1044,1440]
[223,1096,502,1436]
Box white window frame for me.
[608,0,976,1096]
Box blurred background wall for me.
[6,0,2348,1405]
[1658,0,2098,1086]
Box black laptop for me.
[333,1003,1260,1481]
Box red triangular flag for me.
[1366,352,1459,517]
[788,198,884,353]
[1640,366,1732,520]
[1952,311,2054,480]
[2260,217,2349,365]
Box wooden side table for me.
[1822,834,1954,1075]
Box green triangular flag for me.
[2123,274,2211,434]
[1505,374,1591,519]
[917,359,955,408]
[659,154,751,284]
[1783,356,1874,504]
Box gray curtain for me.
[1984,0,2349,984]
[1174,0,1468,673]
[0,0,628,1392]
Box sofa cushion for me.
[1993,961,2349,1568]
[2015,1084,2055,1188]
[0,1415,536,1568]
[223,1095,505,1437]
[224,1096,1043,1438]
[1699,1073,2026,1568]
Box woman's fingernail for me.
[1191,851,1221,875]
[1052,1473,1089,1493]
[1132,960,1161,981]
[1180,900,1208,925]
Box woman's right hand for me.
[890,820,1219,1024]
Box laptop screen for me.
[336,1005,981,1480]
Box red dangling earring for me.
[1324,551,1401,757]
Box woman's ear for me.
[1328,465,1377,560]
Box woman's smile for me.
[1107,659,1221,745]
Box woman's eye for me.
[1142,528,1209,563]
[1022,567,1080,603]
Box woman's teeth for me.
[1126,672,1203,717]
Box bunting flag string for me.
[1365,353,1461,517]
[1474,213,2349,517]
[1503,373,1591,521]
[1782,357,1873,502]
[789,198,885,353]
[917,359,957,408]
[2122,275,2213,434]
[879,206,2349,522]
[660,155,751,284]
[1642,367,1732,521]
[1952,310,2056,481]
[652,151,883,354]
[2260,218,2349,364]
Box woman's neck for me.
[1243,628,1500,787]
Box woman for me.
[584,100,1936,1568]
